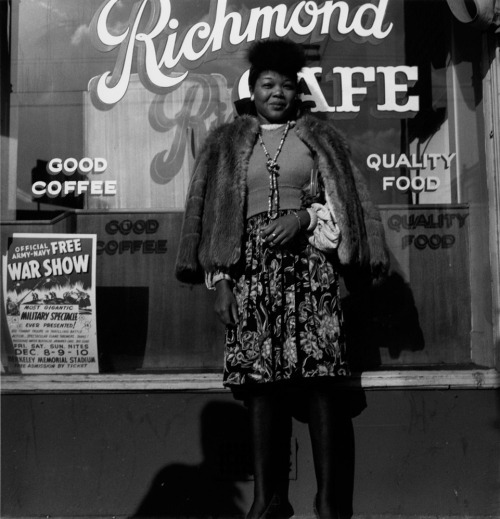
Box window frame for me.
[1,12,499,395]
[482,33,500,376]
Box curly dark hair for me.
[247,39,306,90]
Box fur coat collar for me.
[175,113,388,284]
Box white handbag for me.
[307,167,341,253]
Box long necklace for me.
[258,120,291,219]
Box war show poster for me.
[2,234,98,374]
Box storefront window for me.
[1,0,497,378]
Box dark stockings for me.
[308,388,355,519]
[247,388,355,519]
[246,392,293,519]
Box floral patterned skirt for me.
[223,211,350,389]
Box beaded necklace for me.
[258,120,291,219]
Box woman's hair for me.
[247,39,306,91]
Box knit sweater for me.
[247,124,313,217]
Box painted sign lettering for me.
[97,219,168,255]
[89,0,399,108]
[387,212,469,251]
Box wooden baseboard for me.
[1,369,499,394]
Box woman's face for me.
[251,70,297,124]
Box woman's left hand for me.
[261,212,307,247]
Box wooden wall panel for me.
[1,205,474,372]
[75,211,224,371]
[378,204,471,366]
[83,74,232,210]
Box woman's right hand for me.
[214,280,239,327]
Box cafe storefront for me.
[1,0,499,517]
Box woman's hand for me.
[214,280,239,327]
[260,210,310,247]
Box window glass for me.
[1,0,494,374]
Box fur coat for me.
[175,113,389,284]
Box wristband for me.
[205,271,233,290]
[291,210,302,231]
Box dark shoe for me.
[313,495,353,519]
[247,494,294,519]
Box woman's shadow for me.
[341,252,425,371]
[133,401,250,519]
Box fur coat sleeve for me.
[348,158,390,280]
[174,116,258,284]
[295,115,389,279]
[174,129,214,285]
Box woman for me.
[176,40,389,519]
